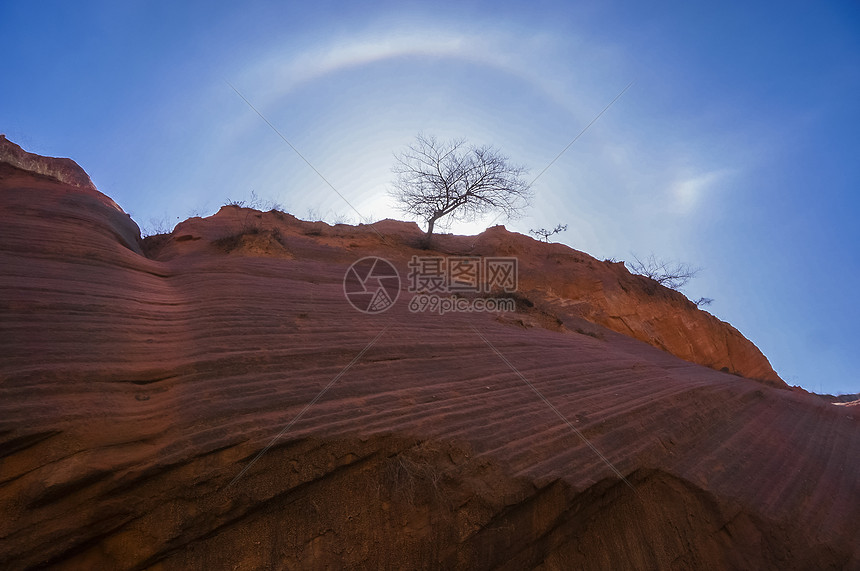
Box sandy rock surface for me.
[1,143,857,569]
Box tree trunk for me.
[421,217,437,249]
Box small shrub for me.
[626,253,701,291]
[225,190,286,213]
[530,224,567,242]
[141,215,173,238]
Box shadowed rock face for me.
[1,142,858,569]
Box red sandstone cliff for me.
[0,140,857,569]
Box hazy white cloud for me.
[669,169,729,214]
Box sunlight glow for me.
[670,169,729,214]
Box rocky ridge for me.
[1,140,857,569]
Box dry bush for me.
[626,253,701,290]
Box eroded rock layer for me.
[0,146,857,569]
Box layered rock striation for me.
[1,141,857,569]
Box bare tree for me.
[390,134,533,242]
[530,224,567,242]
[626,253,701,290]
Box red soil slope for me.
[1,142,857,569]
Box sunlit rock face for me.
[0,135,98,192]
[1,140,857,569]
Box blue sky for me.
[2,1,858,395]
